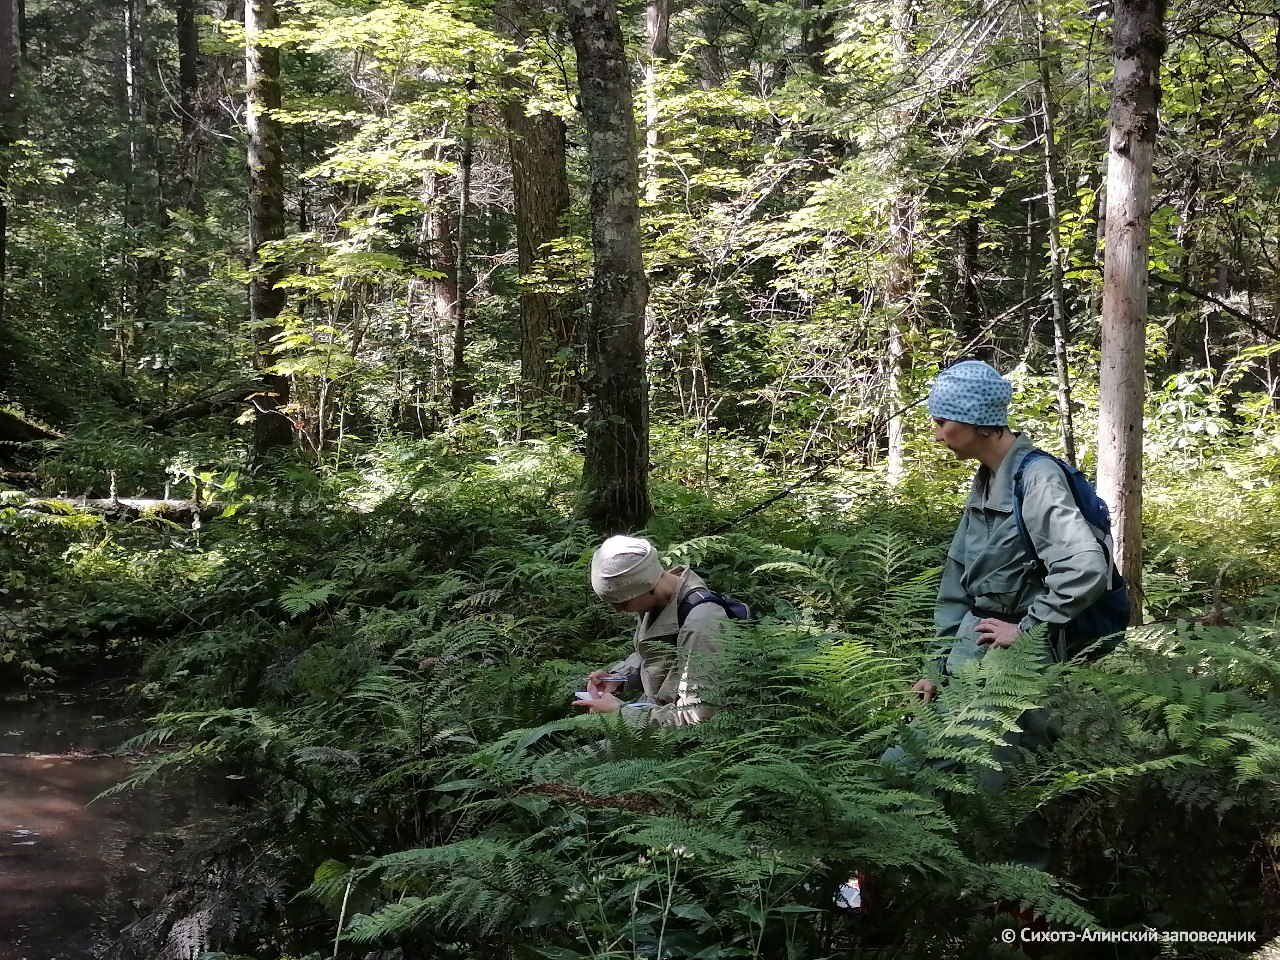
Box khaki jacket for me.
[610,566,726,727]
[936,433,1110,672]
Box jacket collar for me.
[965,432,1036,512]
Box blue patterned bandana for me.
[927,360,1012,426]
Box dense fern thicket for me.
[4,422,1280,959]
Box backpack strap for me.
[1012,449,1056,579]
[677,587,721,628]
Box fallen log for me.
[0,407,62,444]
[0,469,41,489]
[143,382,259,430]
[18,497,229,523]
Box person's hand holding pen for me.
[573,671,627,714]
[586,670,626,697]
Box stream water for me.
[0,690,227,960]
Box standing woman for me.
[913,360,1113,704]
[893,360,1118,871]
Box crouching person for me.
[575,535,726,726]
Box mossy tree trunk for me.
[246,0,292,455]
[564,0,651,533]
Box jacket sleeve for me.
[935,517,970,639]
[608,651,645,694]
[1018,465,1110,628]
[627,603,726,728]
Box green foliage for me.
[5,0,1280,955]
[4,435,1266,957]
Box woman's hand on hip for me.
[975,618,1020,648]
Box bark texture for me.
[507,109,575,406]
[1096,0,1167,621]
[0,0,17,368]
[423,168,460,399]
[246,0,292,453]
[564,0,651,533]
[175,0,204,214]
[450,77,475,416]
[497,1,577,410]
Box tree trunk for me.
[1168,168,1200,371]
[0,0,17,372]
[500,0,577,411]
[124,0,141,180]
[246,0,292,454]
[1037,22,1078,466]
[424,167,459,402]
[175,0,204,215]
[643,0,669,205]
[954,213,987,351]
[800,0,836,76]
[1096,0,1167,622]
[884,0,917,486]
[697,6,725,90]
[118,0,144,381]
[450,73,476,416]
[564,0,651,533]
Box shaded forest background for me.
[2,0,1280,958]
[3,0,1277,480]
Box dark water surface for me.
[0,691,225,960]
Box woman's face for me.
[933,418,982,460]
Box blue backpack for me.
[677,588,752,627]
[1012,450,1131,660]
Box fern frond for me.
[278,577,339,616]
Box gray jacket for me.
[936,433,1111,672]
[611,566,726,727]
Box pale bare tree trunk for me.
[424,167,459,402]
[643,0,669,205]
[246,0,292,454]
[1168,169,1199,370]
[564,0,651,533]
[118,0,144,382]
[1037,20,1078,466]
[884,0,917,486]
[1097,0,1167,621]
[124,0,141,179]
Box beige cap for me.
[590,535,663,603]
